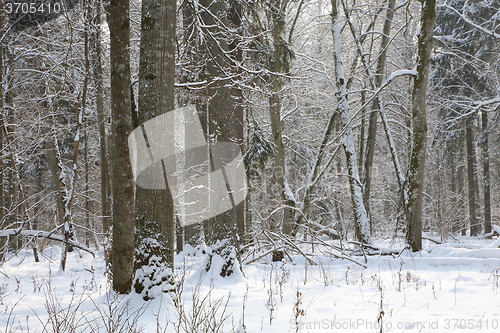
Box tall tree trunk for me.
[133,0,176,299]
[481,110,491,234]
[268,0,296,235]
[200,0,240,277]
[179,1,201,248]
[465,116,480,236]
[457,139,467,236]
[229,0,246,247]
[0,26,5,259]
[404,0,436,251]
[109,0,135,293]
[92,0,110,251]
[361,0,396,218]
[60,14,91,270]
[4,48,19,250]
[330,0,371,245]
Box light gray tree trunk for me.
[466,116,479,236]
[133,0,176,299]
[360,0,397,218]
[91,0,110,251]
[330,0,371,245]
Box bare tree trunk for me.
[330,0,371,244]
[0,28,5,259]
[46,140,66,227]
[268,0,296,235]
[4,48,19,250]
[133,0,176,299]
[360,0,396,217]
[405,0,436,251]
[457,140,467,236]
[109,0,135,293]
[199,0,240,277]
[229,0,246,247]
[465,116,480,236]
[60,15,91,270]
[84,128,91,247]
[92,0,110,251]
[481,110,491,234]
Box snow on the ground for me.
[1,237,500,333]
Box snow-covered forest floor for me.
[1,236,500,333]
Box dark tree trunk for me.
[200,0,240,277]
[229,0,246,247]
[481,111,491,234]
[405,0,436,251]
[109,0,135,294]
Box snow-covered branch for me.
[0,228,95,256]
[439,3,500,40]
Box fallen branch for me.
[0,228,95,257]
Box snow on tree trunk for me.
[267,0,296,235]
[330,0,371,245]
[133,0,176,299]
[198,0,241,277]
[61,82,86,271]
[405,0,436,252]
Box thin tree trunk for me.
[268,0,296,235]
[0,33,5,259]
[92,0,110,250]
[465,116,479,236]
[4,48,19,250]
[360,0,396,216]
[330,0,371,244]
[481,110,491,234]
[46,140,66,227]
[109,0,135,293]
[457,138,467,236]
[60,19,90,270]
[229,0,246,247]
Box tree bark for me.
[0,23,5,259]
[330,0,372,245]
[481,110,491,234]
[361,0,396,218]
[199,0,240,277]
[405,0,436,251]
[465,116,480,236]
[133,0,176,298]
[229,0,247,247]
[109,0,135,294]
[92,0,111,249]
[268,0,296,235]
